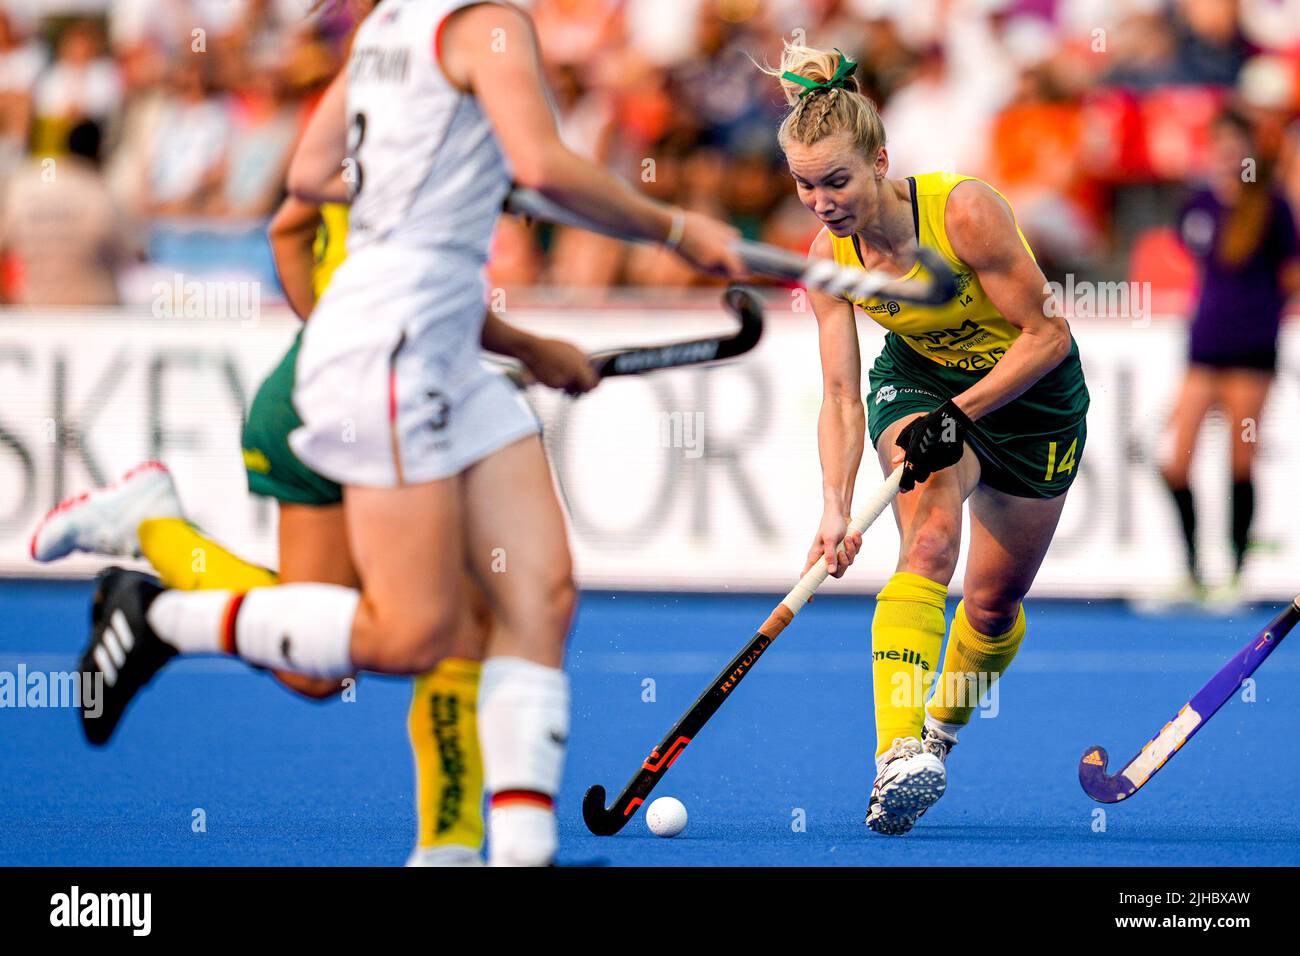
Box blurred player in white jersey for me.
[79,0,745,866]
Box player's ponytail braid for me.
[757,43,886,157]
[796,87,843,142]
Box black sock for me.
[1164,479,1198,581]
[1231,478,1254,573]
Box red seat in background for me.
[1129,225,1197,319]
[1141,86,1229,181]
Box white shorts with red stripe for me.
[289,242,540,488]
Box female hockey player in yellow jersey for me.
[765,45,1090,835]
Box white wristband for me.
[663,209,686,252]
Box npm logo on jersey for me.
[3,308,1300,601]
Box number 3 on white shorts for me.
[1044,437,1078,481]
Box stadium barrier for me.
[2,304,1297,599]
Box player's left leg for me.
[864,413,981,836]
[925,485,1068,746]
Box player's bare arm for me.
[943,181,1072,422]
[439,3,745,279]
[286,70,351,205]
[805,226,865,577]
[480,310,598,394]
[268,196,323,320]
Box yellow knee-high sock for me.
[137,517,278,591]
[408,658,484,851]
[872,572,948,757]
[926,600,1026,730]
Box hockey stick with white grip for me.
[581,465,905,835]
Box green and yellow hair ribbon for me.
[782,50,858,99]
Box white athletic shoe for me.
[405,845,484,867]
[866,736,947,836]
[920,721,958,763]
[30,461,184,563]
[916,722,958,821]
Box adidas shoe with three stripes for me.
[80,568,175,746]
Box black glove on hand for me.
[895,400,973,492]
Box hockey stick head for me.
[497,287,764,388]
[721,285,765,351]
[581,785,631,836]
[591,285,765,378]
[1078,746,1136,803]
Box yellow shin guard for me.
[137,517,278,591]
[408,659,484,852]
[926,601,1026,729]
[872,572,948,757]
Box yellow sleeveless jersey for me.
[828,172,1032,373]
[312,203,349,299]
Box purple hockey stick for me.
[1079,595,1300,803]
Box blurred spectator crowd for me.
[0,0,1296,307]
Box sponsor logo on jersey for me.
[943,347,1006,371]
[909,318,989,349]
[875,385,897,404]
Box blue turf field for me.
[1,580,1297,866]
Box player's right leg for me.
[82,474,465,733]
[458,434,576,867]
[865,412,979,836]
[279,476,486,864]
[271,502,356,699]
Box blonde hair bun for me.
[758,41,885,156]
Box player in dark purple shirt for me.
[1161,109,1300,609]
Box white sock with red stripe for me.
[146,590,229,654]
[479,656,569,867]
[147,585,357,678]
